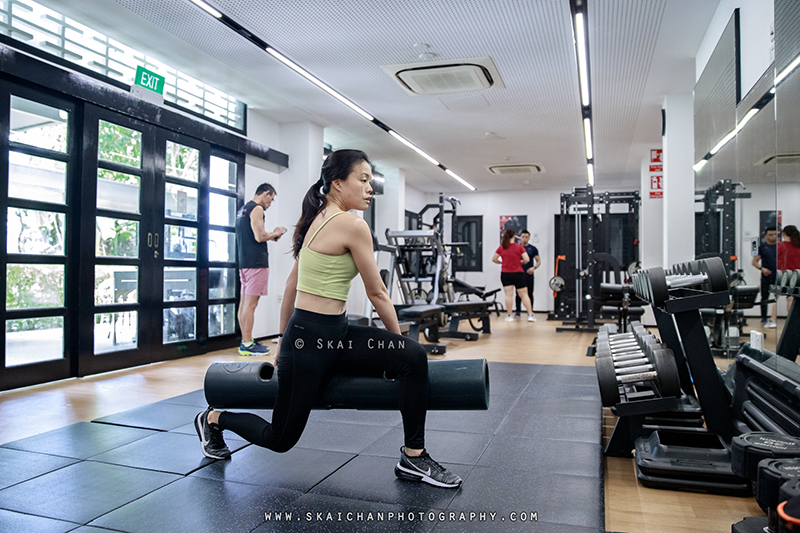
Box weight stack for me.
[204,358,490,411]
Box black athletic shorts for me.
[501,272,526,289]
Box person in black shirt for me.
[235,183,286,355]
[514,230,541,320]
[752,225,778,328]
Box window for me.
[454,216,482,272]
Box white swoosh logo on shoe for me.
[421,467,431,476]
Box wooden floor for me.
[0,312,785,532]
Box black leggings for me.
[217,308,428,452]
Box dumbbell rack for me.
[621,258,766,495]
[632,258,737,442]
[597,323,683,457]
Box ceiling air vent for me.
[487,164,545,175]
[382,57,504,95]
[757,153,800,165]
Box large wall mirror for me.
[694,2,800,348]
[774,0,800,328]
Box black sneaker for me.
[395,447,462,488]
[194,407,231,460]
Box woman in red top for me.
[777,225,800,310]
[493,228,534,322]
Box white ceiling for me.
[41,0,720,192]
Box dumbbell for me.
[597,332,658,352]
[595,346,682,407]
[631,257,728,307]
[599,323,646,337]
[782,269,799,296]
[596,339,662,365]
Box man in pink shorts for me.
[235,183,286,355]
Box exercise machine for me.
[550,186,640,332]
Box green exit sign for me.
[134,66,164,95]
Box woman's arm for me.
[348,217,401,334]
[492,253,502,264]
[521,252,530,264]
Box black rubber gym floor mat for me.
[89,475,302,533]
[509,397,601,419]
[0,362,606,532]
[448,467,602,530]
[190,445,356,492]
[0,461,179,524]
[359,427,493,465]
[252,492,437,533]
[483,363,544,397]
[309,454,470,511]
[293,420,394,454]
[308,408,403,427]
[521,381,601,401]
[65,527,127,533]
[87,431,249,475]
[167,408,273,437]
[432,517,601,533]
[0,447,79,490]
[92,403,204,432]
[424,393,518,435]
[0,422,156,459]
[477,434,603,477]
[155,389,208,407]
[0,507,79,533]
[496,411,602,443]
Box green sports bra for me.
[297,212,359,301]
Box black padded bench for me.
[451,278,503,317]
[396,304,447,354]
[596,282,647,331]
[440,301,492,340]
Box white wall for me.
[640,153,664,270]
[243,109,324,338]
[662,93,696,267]
[696,0,775,96]
[404,185,428,214]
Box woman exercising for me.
[493,228,534,322]
[195,149,461,489]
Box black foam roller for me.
[204,358,490,411]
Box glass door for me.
[155,134,243,358]
[78,105,157,375]
[0,82,78,390]
[206,150,242,344]
[155,130,206,359]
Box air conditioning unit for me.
[382,57,505,95]
[487,164,545,175]
[757,153,800,165]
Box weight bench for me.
[700,284,759,357]
[395,304,447,355]
[440,301,492,340]
[596,283,647,332]
[451,278,503,317]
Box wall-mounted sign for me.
[649,150,663,199]
[131,66,165,105]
